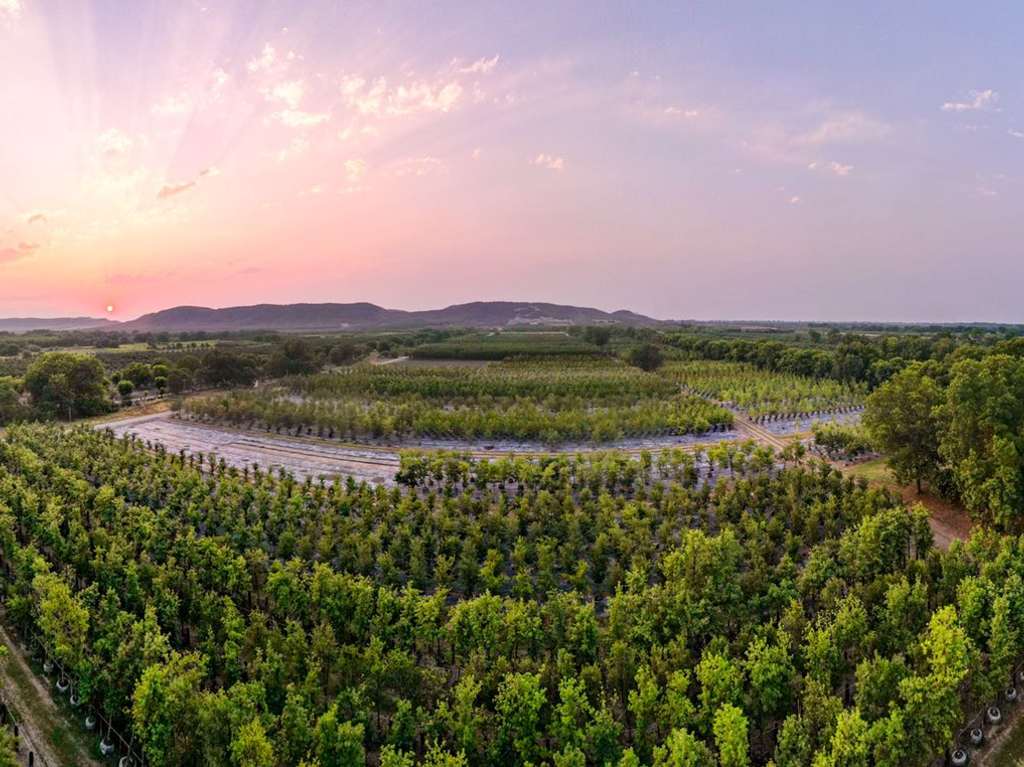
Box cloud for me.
[471,148,481,160]
[976,186,998,198]
[788,195,801,205]
[664,106,700,118]
[393,156,444,177]
[156,180,197,199]
[96,128,133,156]
[25,211,48,225]
[211,68,230,92]
[942,89,998,112]
[797,111,889,145]
[808,160,853,176]
[458,55,500,75]
[0,0,21,19]
[0,241,39,264]
[339,74,463,117]
[277,137,309,162]
[266,80,304,109]
[344,158,367,182]
[156,166,220,200]
[531,153,565,171]
[274,109,329,127]
[151,94,192,117]
[248,44,278,73]
[1009,129,1024,139]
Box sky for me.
[1,1,1022,323]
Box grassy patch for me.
[990,717,1024,767]
[840,457,894,486]
[0,636,98,764]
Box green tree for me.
[24,352,110,419]
[132,652,206,767]
[231,719,275,767]
[863,363,942,493]
[117,379,135,406]
[713,704,750,767]
[628,343,665,372]
[494,672,546,764]
[939,354,1024,526]
[0,377,30,425]
[313,705,364,767]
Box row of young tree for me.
[0,426,1021,765]
[182,388,733,444]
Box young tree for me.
[132,652,206,767]
[118,379,135,406]
[494,672,546,764]
[231,719,275,767]
[713,704,750,767]
[862,363,943,493]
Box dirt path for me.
[0,621,102,767]
[837,459,972,550]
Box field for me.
[408,331,601,360]
[181,357,735,444]
[662,360,866,418]
[0,421,1012,767]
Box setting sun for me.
[105,305,114,314]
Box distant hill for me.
[121,301,661,332]
[0,317,116,332]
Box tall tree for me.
[863,363,943,493]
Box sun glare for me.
[106,305,115,313]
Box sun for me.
[106,305,115,314]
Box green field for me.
[184,357,734,442]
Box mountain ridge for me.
[0,301,662,332]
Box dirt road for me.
[0,620,102,767]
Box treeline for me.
[661,331,1013,387]
[0,427,1021,766]
[863,353,1024,528]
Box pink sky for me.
[2,1,1023,322]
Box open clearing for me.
[840,457,973,549]
[105,413,400,484]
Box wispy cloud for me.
[151,94,192,117]
[532,153,565,171]
[458,55,500,75]
[274,109,330,127]
[265,80,305,109]
[96,129,133,156]
[1009,129,1024,139]
[0,0,21,20]
[277,137,309,162]
[393,156,444,177]
[0,241,39,264]
[339,74,463,117]
[663,106,700,118]
[797,111,889,145]
[247,44,278,73]
[808,160,853,176]
[156,181,196,200]
[941,89,998,112]
[344,158,367,183]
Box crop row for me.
[661,360,866,418]
[182,390,733,443]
